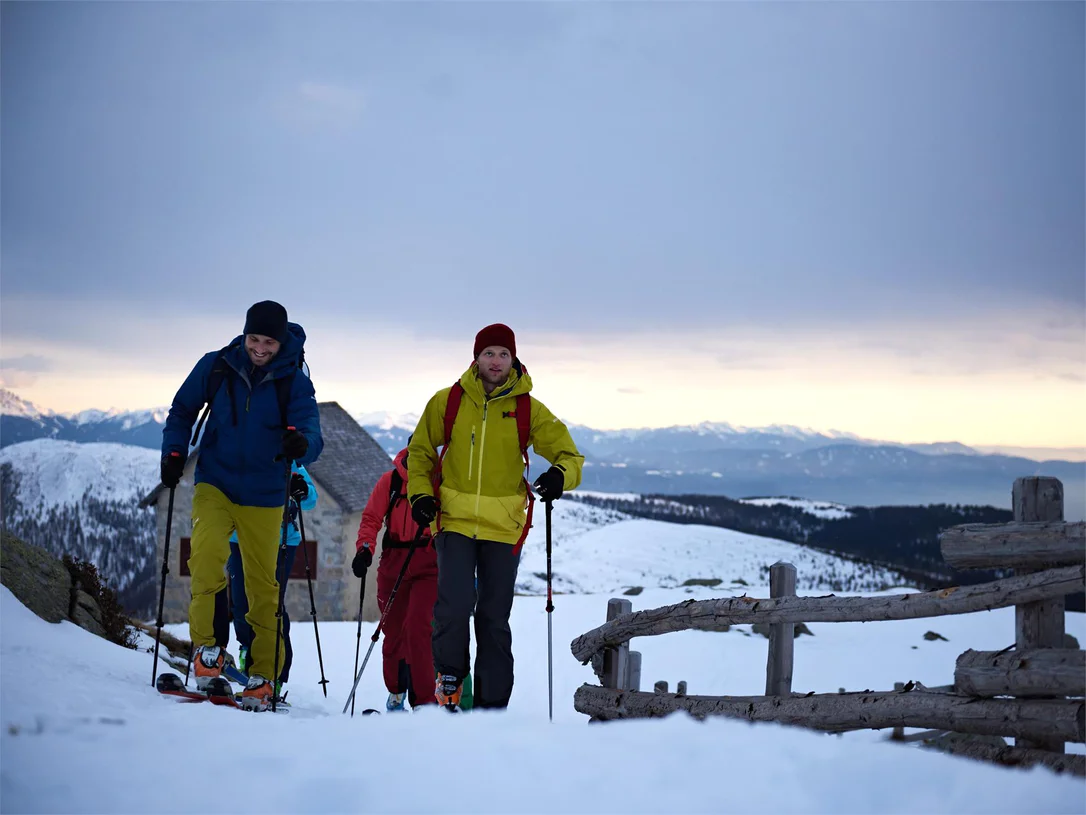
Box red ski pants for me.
[377,543,438,706]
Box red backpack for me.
[433,380,534,553]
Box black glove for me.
[533,466,565,501]
[280,429,308,461]
[290,473,309,501]
[160,452,185,488]
[410,494,438,527]
[352,547,373,578]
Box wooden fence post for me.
[892,682,905,740]
[766,562,797,697]
[1012,476,1065,753]
[602,598,632,690]
[626,651,642,692]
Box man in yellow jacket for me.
[408,323,583,710]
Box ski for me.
[156,672,290,712]
[157,673,239,708]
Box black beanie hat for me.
[243,301,288,343]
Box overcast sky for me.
[2,2,1083,447]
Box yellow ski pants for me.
[189,483,285,681]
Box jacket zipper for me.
[473,402,489,538]
[467,426,477,481]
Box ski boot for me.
[386,692,407,712]
[193,645,225,691]
[240,674,274,712]
[434,674,463,712]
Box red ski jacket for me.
[357,448,431,555]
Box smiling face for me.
[476,345,513,393]
[245,333,281,367]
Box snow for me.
[514,501,898,595]
[0,388,49,420]
[3,574,1084,813]
[740,496,855,520]
[0,439,159,512]
[353,410,420,431]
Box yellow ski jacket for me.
[407,363,584,545]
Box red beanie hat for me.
[473,323,516,359]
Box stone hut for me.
[139,402,394,625]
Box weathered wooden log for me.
[955,648,1086,698]
[570,565,1085,664]
[1013,476,1066,753]
[940,521,1085,570]
[921,737,1086,777]
[572,684,1086,743]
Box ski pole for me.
[296,505,329,696]
[151,459,180,688]
[271,450,294,713]
[546,499,554,722]
[184,643,193,687]
[351,570,366,716]
[342,526,426,715]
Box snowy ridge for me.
[352,410,419,431]
[740,496,854,519]
[71,406,169,429]
[0,389,50,420]
[0,439,158,511]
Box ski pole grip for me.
[276,427,299,462]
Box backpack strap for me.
[273,372,296,430]
[190,345,238,447]
[379,469,404,550]
[431,382,465,534]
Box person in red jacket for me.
[353,446,438,710]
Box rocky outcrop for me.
[1,530,111,640]
[1,529,72,623]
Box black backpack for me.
[190,342,307,447]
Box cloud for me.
[1056,371,1086,384]
[0,354,52,373]
[0,354,51,387]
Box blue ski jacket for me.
[161,323,324,508]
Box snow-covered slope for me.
[2,581,1082,814]
[0,438,157,510]
[0,439,158,604]
[515,500,900,595]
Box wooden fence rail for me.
[940,521,1085,570]
[573,685,1085,743]
[954,648,1086,698]
[570,565,1084,665]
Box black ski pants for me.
[432,531,521,709]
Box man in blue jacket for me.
[160,300,323,711]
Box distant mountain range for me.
[3,390,1083,519]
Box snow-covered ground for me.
[739,496,854,519]
[3,576,1083,813]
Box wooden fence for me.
[570,477,1086,777]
